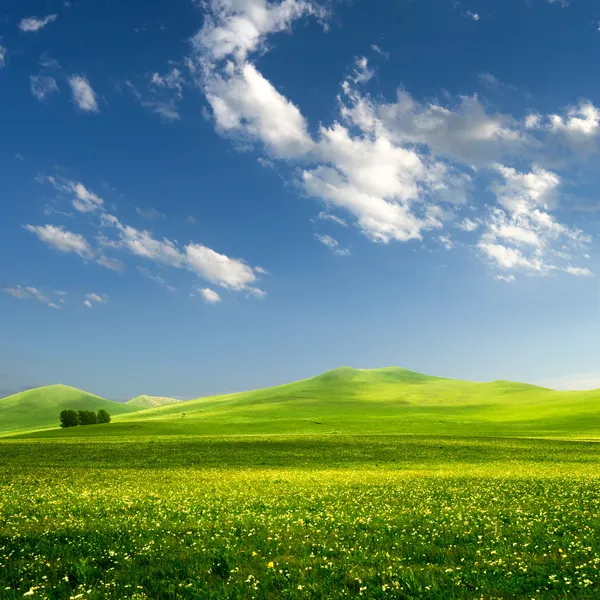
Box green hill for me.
[0,384,138,435]
[126,395,181,409]
[11,366,600,440]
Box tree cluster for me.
[59,409,111,428]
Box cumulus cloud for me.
[83,300,93,309]
[0,44,6,69]
[315,234,350,256]
[192,0,325,62]
[203,62,314,158]
[19,15,57,32]
[24,224,95,259]
[47,302,62,310]
[39,175,104,213]
[477,166,591,276]
[67,75,99,112]
[99,213,266,293]
[199,287,221,304]
[457,217,479,232]
[30,75,59,101]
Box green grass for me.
[125,396,181,409]
[1,435,600,599]
[12,366,600,440]
[0,385,138,435]
[3,368,600,597]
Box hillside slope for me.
[126,395,181,409]
[17,366,600,439]
[0,385,138,434]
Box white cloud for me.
[490,164,560,212]
[315,234,350,256]
[478,166,591,276]
[83,300,93,309]
[100,213,265,293]
[24,224,95,259]
[25,287,49,303]
[150,68,184,96]
[457,217,479,232]
[2,286,30,299]
[185,243,258,289]
[464,11,480,21]
[86,293,108,304]
[193,0,324,62]
[0,44,6,69]
[187,1,598,279]
[204,62,313,158]
[97,255,125,272]
[316,211,348,227]
[547,101,600,149]
[495,274,515,283]
[30,75,59,101]
[372,92,528,166]
[38,175,104,213]
[67,75,99,112]
[351,57,374,85]
[69,182,104,213]
[19,15,57,32]
[199,287,221,304]
[2,285,66,307]
[371,44,389,60]
[439,234,454,250]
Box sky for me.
[2,0,600,400]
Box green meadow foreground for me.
[2,368,600,599]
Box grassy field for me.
[3,368,600,598]
[1,435,600,599]
[4,367,600,439]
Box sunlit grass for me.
[1,435,600,598]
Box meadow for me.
[1,435,600,599]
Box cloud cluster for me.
[188,0,595,279]
[27,175,267,299]
[2,285,67,310]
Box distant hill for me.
[9,366,598,440]
[0,384,138,435]
[126,395,181,409]
[7,366,600,439]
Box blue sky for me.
[2,0,600,399]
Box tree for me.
[59,409,79,428]
[77,410,98,426]
[97,409,111,424]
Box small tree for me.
[59,409,79,428]
[77,410,98,426]
[97,409,111,424]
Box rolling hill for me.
[0,385,139,435]
[126,395,181,409]
[7,366,600,439]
